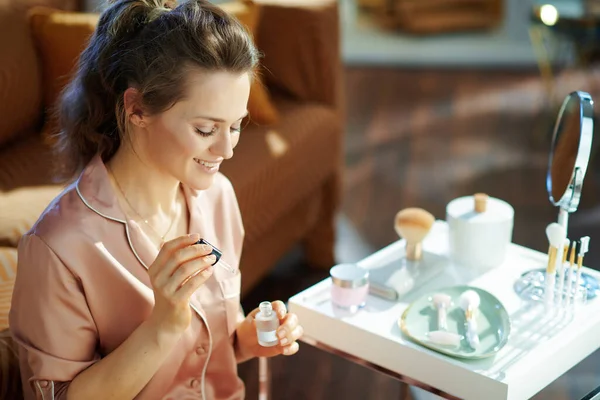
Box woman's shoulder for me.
[24,183,100,253]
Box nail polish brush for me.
[574,236,590,303]
[459,290,480,349]
[545,223,566,308]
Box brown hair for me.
[53,0,259,182]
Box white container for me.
[446,193,514,270]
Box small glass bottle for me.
[254,301,280,347]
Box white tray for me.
[288,221,600,400]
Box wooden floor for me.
[238,67,600,400]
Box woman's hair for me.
[53,0,259,181]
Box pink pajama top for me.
[9,155,246,400]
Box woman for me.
[8,0,304,398]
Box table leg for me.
[258,356,270,400]
[300,335,460,400]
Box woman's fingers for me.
[277,313,302,345]
[175,266,214,301]
[165,254,216,293]
[153,236,213,284]
[271,300,287,320]
[280,341,300,356]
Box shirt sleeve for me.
[9,233,99,399]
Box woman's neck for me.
[106,147,181,222]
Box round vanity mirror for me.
[514,91,598,303]
[547,91,594,230]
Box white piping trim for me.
[75,184,126,223]
[34,380,54,400]
[124,225,212,400]
[76,179,213,399]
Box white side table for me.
[288,220,600,400]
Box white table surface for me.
[288,220,600,400]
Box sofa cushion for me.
[0,186,64,247]
[0,131,56,191]
[0,5,42,147]
[0,247,17,331]
[220,98,341,242]
[28,1,279,144]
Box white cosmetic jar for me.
[446,193,514,271]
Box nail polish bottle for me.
[254,301,280,347]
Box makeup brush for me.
[394,208,435,261]
[564,240,577,305]
[575,236,590,303]
[557,238,570,304]
[459,290,480,349]
[432,293,452,331]
[545,223,567,308]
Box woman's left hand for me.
[235,300,303,360]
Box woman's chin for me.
[184,174,215,191]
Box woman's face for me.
[133,69,251,191]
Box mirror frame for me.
[546,91,594,213]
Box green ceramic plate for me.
[399,285,511,359]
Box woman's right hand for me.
[147,233,214,335]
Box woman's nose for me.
[211,129,234,159]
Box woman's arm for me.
[68,233,216,399]
[10,233,216,400]
[67,318,180,400]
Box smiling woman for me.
[8,0,304,399]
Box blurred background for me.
[2,0,600,398]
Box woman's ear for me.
[123,87,147,128]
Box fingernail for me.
[277,329,286,339]
[205,255,216,264]
[202,244,212,253]
[202,267,213,276]
[279,310,286,318]
[283,347,291,355]
[190,233,200,241]
[280,337,289,345]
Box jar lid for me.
[446,194,514,223]
[330,263,369,288]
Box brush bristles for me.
[546,223,566,248]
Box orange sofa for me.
[0,0,343,397]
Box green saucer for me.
[398,285,511,359]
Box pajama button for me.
[190,379,200,388]
[196,346,205,355]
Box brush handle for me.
[565,265,574,304]
[556,261,566,304]
[545,272,555,308]
[437,307,448,331]
[465,318,479,349]
[575,268,583,301]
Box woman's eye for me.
[231,127,242,133]
[195,127,216,136]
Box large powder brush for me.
[394,208,435,261]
